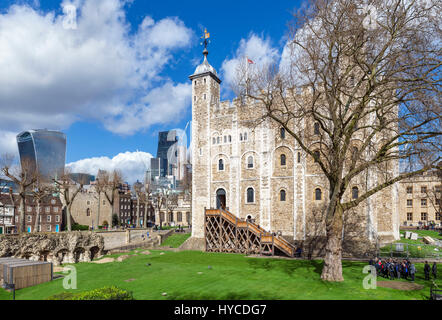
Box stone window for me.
[244,132,248,141]
[407,212,413,221]
[86,208,91,217]
[56,215,60,223]
[103,200,106,205]
[217,137,220,144]
[352,187,359,199]
[45,206,50,213]
[218,159,224,171]
[436,212,441,221]
[169,212,174,222]
[204,94,206,100]
[46,225,51,232]
[280,128,286,139]
[247,156,254,169]
[314,122,320,135]
[315,188,322,201]
[47,215,51,222]
[421,199,427,207]
[27,215,32,222]
[240,133,243,141]
[421,186,427,193]
[280,190,286,202]
[229,135,232,142]
[246,188,254,203]
[407,199,413,207]
[297,152,301,163]
[224,136,227,143]
[406,186,413,194]
[54,207,59,213]
[421,212,427,221]
[204,78,206,84]
[213,137,216,144]
[280,154,286,166]
[177,212,182,222]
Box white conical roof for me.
[193,49,217,76]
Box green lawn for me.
[0,250,440,300]
[161,233,191,248]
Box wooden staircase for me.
[204,208,295,257]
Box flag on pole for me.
[247,57,254,64]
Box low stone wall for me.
[0,232,105,266]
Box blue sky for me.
[0,0,303,182]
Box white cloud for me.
[220,34,280,96]
[66,151,153,184]
[0,0,194,153]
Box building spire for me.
[201,28,210,58]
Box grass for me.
[161,233,191,248]
[0,250,440,300]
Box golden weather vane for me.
[200,28,211,50]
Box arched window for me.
[224,136,227,143]
[297,152,301,163]
[280,190,286,201]
[244,132,248,141]
[280,128,286,139]
[313,151,320,163]
[247,188,254,203]
[229,135,232,142]
[247,156,254,168]
[352,187,359,199]
[240,133,243,141]
[217,137,220,144]
[86,208,90,217]
[280,154,286,166]
[314,122,320,135]
[218,159,224,171]
[315,188,322,201]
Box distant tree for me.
[1,154,39,233]
[96,170,123,230]
[112,213,120,228]
[54,167,86,232]
[133,181,143,228]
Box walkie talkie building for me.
[16,129,66,179]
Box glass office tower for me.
[16,129,66,179]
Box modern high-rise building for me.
[157,130,178,177]
[16,129,67,179]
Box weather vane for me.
[200,28,211,51]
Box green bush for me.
[47,286,134,300]
[71,223,89,231]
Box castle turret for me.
[189,39,221,240]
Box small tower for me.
[189,30,221,240]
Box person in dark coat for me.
[432,262,437,279]
[409,263,416,281]
[424,261,431,280]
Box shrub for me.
[47,286,134,300]
[72,223,89,231]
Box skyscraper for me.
[157,130,178,177]
[16,129,67,179]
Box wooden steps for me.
[204,208,295,257]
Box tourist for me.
[432,262,437,279]
[424,261,431,280]
[410,263,416,282]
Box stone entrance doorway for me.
[216,189,226,209]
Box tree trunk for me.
[320,203,344,282]
[97,192,101,229]
[136,198,140,228]
[34,202,40,232]
[19,196,25,234]
[66,204,72,231]
[143,203,148,228]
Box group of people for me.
[369,258,437,282]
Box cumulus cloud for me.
[0,0,193,154]
[66,151,153,184]
[220,34,280,96]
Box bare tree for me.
[153,191,165,229]
[96,170,123,230]
[31,179,54,232]
[1,154,39,233]
[54,167,86,232]
[142,182,153,228]
[235,0,441,281]
[133,181,143,228]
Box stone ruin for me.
[0,232,105,266]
